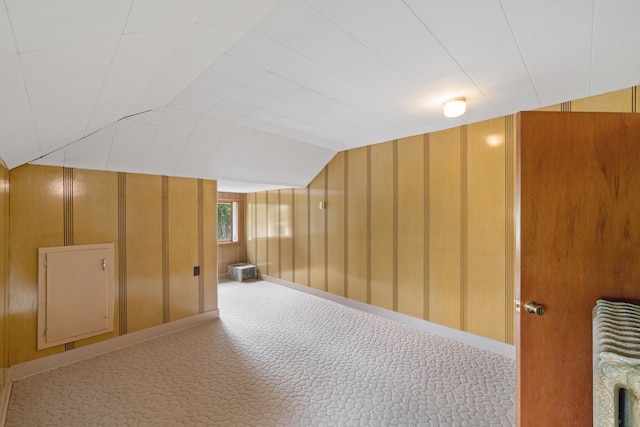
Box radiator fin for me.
[593,300,640,426]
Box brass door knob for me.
[525,301,545,316]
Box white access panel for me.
[38,243,115,350]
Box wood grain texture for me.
[505,116,517,345]
[293,187,309,286]
[428,128,462,329]
[71,169,120,347]
[167,177,199,321]
[279,189,294,282]
[0,161,8,378]
[6,166,218,364]
[326,152,346,296]
[571,87,633,112]
[245,193,257,268]
[466,118,506,341]
[202,180,217,312]
[72,169,118,246]
[125,173,163,333]
[267,190,280,277]
[117,173,127,335]
[255,192,268,277]
[197,180,203,313]
[518,111,640,426]
[346,148,368,303]
[309,169,326,291]
[397,136,425,319]
[534,104,562,112]
[370,143,394,310]
[9,165,65,364]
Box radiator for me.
[593,300,640,426]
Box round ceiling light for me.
[443,97,466,118]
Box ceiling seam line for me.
[248,24,435,134]
[83,0,134,162]
[303,0,422,93]
[589,0,595,95]
[137,107,165,173]
[497,0,543,107]
[3,0,43,154]
[81,36,127,140]
[401,0,500,115]
[170,112,207,177]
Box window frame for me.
[217,198,242,246]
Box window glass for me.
[217,202,233,241]
[218,201,239,243]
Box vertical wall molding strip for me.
[343,157,349,297]
[63,167,75,351]
[118,173,127,335]
[253,193,258,270]
[505,116,516,344]
[278,190,282,278]
[265,192,269,275]
[291,190,296,283]
[633,86,638,113]
[306,186,311,287]
[1,164,8,371]
[323,169,329,292]
[63,168,74,247]
[392,140,399,312]
[460,126,468,331]
[423,134,430,321]
[366,146,372,304]
[161,176,169,323]
[197,180,204,314]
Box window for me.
[217,201,239,243]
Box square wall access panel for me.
[38,243,115,350]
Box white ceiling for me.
[2,0,640,192]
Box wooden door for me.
[517,111,640,426]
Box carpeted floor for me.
[5,280,515,426]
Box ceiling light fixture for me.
[443,97,466,118]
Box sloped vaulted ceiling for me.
[1,0,640,192]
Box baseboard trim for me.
[7,310,219,382]
[262,275,515,359]
[0,378,11,427]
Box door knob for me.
[525,301,545,316]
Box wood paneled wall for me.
[0,161,8,386]
[8,165,217,365]
[429,128,462,329]
[326,152,345,296]
[247,117,516,343]
[216,192,246,278]
[1,87,634,369]
[246,85,640,344]
[292,187,309,285]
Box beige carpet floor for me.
[5,280,515,426]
